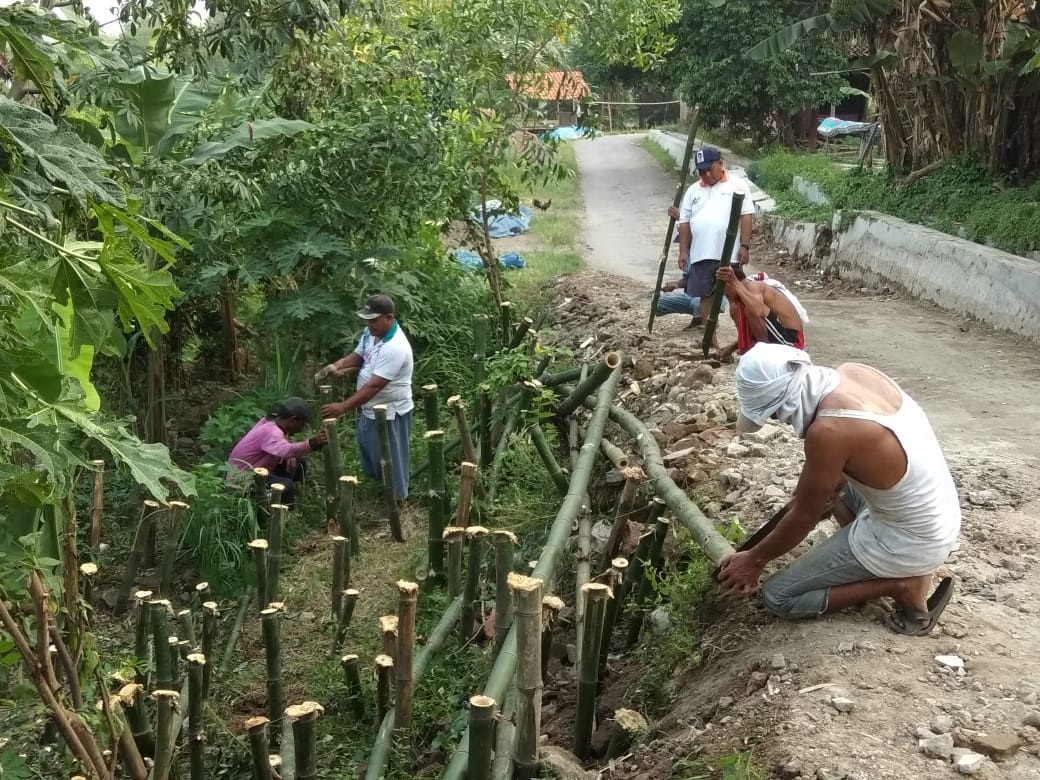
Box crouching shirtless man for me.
[718,344,961,635]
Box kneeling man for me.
[719,344,961,635]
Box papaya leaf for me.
[0,23,57,108]
[747,14,833,60]
[97,241,181,346]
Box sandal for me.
[883,576,955,637]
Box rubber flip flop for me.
[883,576,955,637]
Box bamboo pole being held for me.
[286,702,324,780]
[201,602,218,701]
[245,716,273,780]
[444,526,465,598]
[151,690,180,780]
[574,583,610,759]
[606,708,649,760]
[395,581,419,732]
[338,475,360,557]
[555,352,621,419]
[510,574,544,780]
[489,688,518,780]
[253,467,271,535]
[261,604,285,743]
[426,431,447,581]
[249,539,269,610]
[379,615,399,663]
[529,423,569,494]
[266,504,289,606]
[158,501,189,599]
[468,695,497,780]
[375,654,394,727]
[422,383,440,431]
[150,600,174,690]
[187,654,206,780]
[478,384,493,469]
[701,192,746,358]
[115,501,159,615]
[89,459,105,553]
[332,588,359,656]
[331,536,348,621]
[492,530,517,659]
[541,596,564,683]
[340,654,365,721]
[462,526,489,644]
[455,461,478,527]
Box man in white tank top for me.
[718,344,961,636]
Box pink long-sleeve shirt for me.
[226,418,313,475]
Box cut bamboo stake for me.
[201,602,219,701]
[150,600,173,690]
[115,501,159,616]
[455,461,478,527]
[395,581,419,732]
[556,352,621,418]
[253,467,271,535]
[375,654,394,727]
[606,708,649,760]
[331,535,348,621]
[444,526,466,598]
[158,501,189,598]
[510,573,544,780]
[80,562,97,608]
[625,517,672,650]
[89,459,105,552]
[373,405,404,542]
[600,466,644,574]
[425,430,447,581]
[468,695,497,780]
[379,615,399,664]
[176,609,196,648]
[187,654,206,780]
[101,694,147,780]
[422,383,440,431]
[286,702,324,780]
[478,384,493,469]
[336,477,360,562]
[541,596,565,683]
[151,690,179,780]
[168,636,181,686]
[574,583,610,759]
[194,582,212,605]
[143,500,162,570]
[617,529,654,619]
[473,314,487,384]
[132,591,152,686]
[119,683,154,758]
[321,409,344,522]
[529,423,569,494]
[249,539,269,610]
[332,588,359,656]
[462,526,489,644]
[598,558,628,673]
[261,604,285,744]
[448,395,486,501]
[499,300,512,344]
[219,591,252,676]
[267,504,289,605]
[245,716,273,780]
[492,530,517,659]
[340,654,365,720]
[508,316,533,349]
[489,688,517,780]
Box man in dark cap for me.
[226,396,328,505]
[320,294,414,502]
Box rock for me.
[540,746,596,780]
[919,732,955,760]
[815,769,842,780]
[837,641,855,654]
[632,359,654,380]
[591,520,613,557]
[968,489,1001,507]
[830,697,855,713]
[718,695,734,709]
[298,611,317,623]
[742,423,781,442]
[931,714,955,734]
[691,364,714,383]
[763,485,787,500]
[649,607,671,634]
[720,468,743,488]
[954,751,987,775]
[726,442,750,458]
[770,653,787,670]
[685,467,710,484]
[969,733,1020,761]
[779,759,804,779]
[1023,711,1040,729]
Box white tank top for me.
[818,392,961,578]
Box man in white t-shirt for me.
[676,147,755,350]
[320,294,414,501]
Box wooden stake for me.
[253,467,271,535]
[79,562,97,610]
[473,314,487,385]
[422,383,440,431]
[321,411,344,522]
[331,535,348,621]
[625,517,671,650]
[201,602,219,702]
[332,588,359,656]
[118,683,154,758]
[599,558,628,673]
[379,615,398,664]
[477,385,492,469]
[600,466,645,573]
[395,581,419,731]
[187,654,206,780]
[425,430,447,581]
[373,405,404,541]
[150,600,173,690]
[266,504,288,606]
[510,573,544,780]
[541,595,565,683]
[606,708,648,760]
[455,461,478,527]
[176,608,196,647]
[261,604,285,744]
[151,690,180,780]
[115,501,159,616]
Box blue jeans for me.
[356,410,412,500]
[656,275,728,317]
[759,487,874,618]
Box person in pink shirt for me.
[226,397,328,506]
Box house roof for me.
[506,70,591,101]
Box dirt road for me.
[569,133,1040,779]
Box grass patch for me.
[640,135,679,175]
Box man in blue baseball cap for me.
[676,146,755,353]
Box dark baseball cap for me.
[694,146,722,170]
[357,294,395,320]
[276,397,314,424]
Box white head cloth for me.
[734,344,839,437]
[750,272,810,324]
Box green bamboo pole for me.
[598,557,629,673]
[555,352,621,418]
[508,316,533,349]
[168,636,182,685]
[158,501,189,599]
[529,423,569,494]
[440,352,623,780]
[541,596,564,682]
[132,590,152,686]
[194,581,212,606]
[478,384,493,469]
[332,588,359,656]
[575,582,610,759]
[499,301,512,345]
[253,467,271,535]
[338,475,360,558]
[468,695,497,780]
[150,600,173,690]
[648,105,702,334]
[373,405,405,542]
[511,574,544,780]
[489,688,518,780]
[119,683,154,758]
[625,517,672,650]
[701,191,746,357]
[426,430,447,581]
[422,384,440,430]
[395,580,419,732]
[599,437,630,470]
[411,436,461,481]
[261,605,285,744]
[176,609,196,648]
[286,702,324,780]
[201,602,218,702]
[249,539,269,610]
[151,690,179,780]
[320,407,343,522]
[245,716,273,780]
[537,366,583,387]
[455,461,477,527]
[492,530,517,659]
[267,504,288,605]
[115,501,159,616]
[331,535,348,621]
[448,395,486,501]
[340,654,365,721]
[444,527,465,598]
[617,528,654,618]
[187,653,206,780]
[379,615,398,664]
[461,526,488,644]
[473,314,487,384]
[488,380,539,504]
[375,654,394,727]
[606,708,649,760]
[219,591,252,676]
[100,694,148,780]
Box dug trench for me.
[531,234,1040,779]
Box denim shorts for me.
[686,260,721,298]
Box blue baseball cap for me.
[694,146,722,171]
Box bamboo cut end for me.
[396,580,419,596]
[186,653,206,666]
[374,654,394,669]
[611,558,629,572]
[90,459,105,467]
[507,573,543,593]
[581,582,611,600]
[80,563,98,576]
[379,615,399,634]
[322,417,337,427]
[253,467,270,477]
[133,590,153,601]
[269,756,282,771]
[604,351,621,369]
[446,394,463,407]
[170,499,190,510]
[621,466,646,481]
[319,384,333,393]
[614,708,649,733]
[270,483,286,495]
[285,701,325,720]
[465,525,489,539]
[244,715,269,730]
[149,599,172,610]
[150,690,180,701]
[422,383,438,391]
[270,503,290,512]
[424,429,445,440]
[195,582,210,592]
[202,601,219,615]
[339,475,359,485]
[372,403,388,412]
[523,379,543,389]
[143,499,160,508]
[248,538,269,550]
[469,694,497,710]
[460,461,478,477]
[177,608,191,617]
[500,301,512,309]
[341,654,359,665]
[331,535,348,543]
[492,529,518,545]
[260,603,285,617]
[542,595,565,612]
[442,526,466,541]
[344,588,360,599]
[117,683,144,704]
[652,496,666,507]
[167,636,180,647]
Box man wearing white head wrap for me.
[719,344,961,636]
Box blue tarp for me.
[817,117,878,139]
[543,125,597,141]
[471,200,533,238]
[452,249,526,271]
